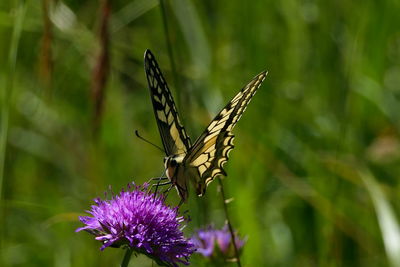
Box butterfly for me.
[144,49,267,202]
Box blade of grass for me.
[0,0,27,263]
[277,163,378,254]
[170,0,210,77]
[159,0,181,94]
[91,0,111,135]
[360,169,400,267]
[0,0,27,209]
[111,0,158,33]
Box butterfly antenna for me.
[135,130,165,153]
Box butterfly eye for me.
[170,159,177,167]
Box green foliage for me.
[1,0,400,266]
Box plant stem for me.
[0,0,26,207]
[40,0,53,95]
[121,248,133,267]
[0,3,26,266]
[159,0,181,94]
[218,178,242,267]
[91,0,111,135]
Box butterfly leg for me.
[146,176,168,183]
[149,177,171,195]
[178,198,184,207]
[154,181,172,191]
[145,177,166,194]
[162,184,174,198]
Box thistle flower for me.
[76,183,195,266]
[191,225,246,260]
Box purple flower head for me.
[191,225,215,257]
[76,183,195,266]
[216,225,246,254]
[191,224,246,260]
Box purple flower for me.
[76,183,195,266]
[191,226,215,257]
[191,225,246,260]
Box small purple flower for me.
[76,183,195,266]
[191,225,246,260]
[191,226,215,257]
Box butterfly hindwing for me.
[144,50,191,156]
[184,71,268,196]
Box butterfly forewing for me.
[184,71,268,196]
[144,50,191,156]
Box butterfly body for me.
[144,49,267,202]
[164,155,187,200]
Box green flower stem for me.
[218,178,241,267]
[159,0,181,97]
[120,248,133,267]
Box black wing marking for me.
[184,71,267,195]
[144,49,191,156]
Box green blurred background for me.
[1,0,400,266]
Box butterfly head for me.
[164,155,184,180]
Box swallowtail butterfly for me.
[144,49,267,202]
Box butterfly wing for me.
[144,49,191,156]
[184,71,267,196]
